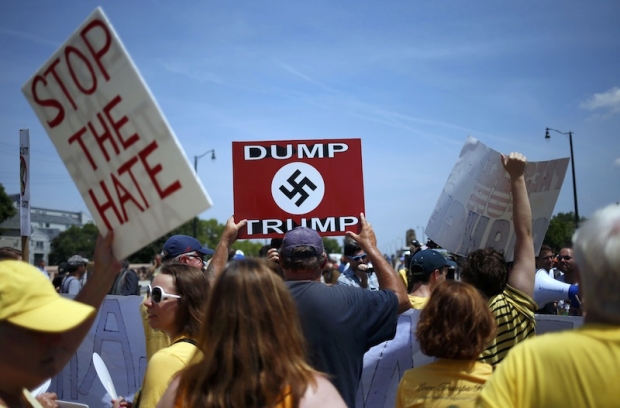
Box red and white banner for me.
[426,136,569,261]
[21,8,212,259]
[233,139,365,238]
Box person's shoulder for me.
[299,374,347,408]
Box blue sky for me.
[1,1,619,254]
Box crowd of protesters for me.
[2,151,619,408]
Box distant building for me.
[0,194,92,265]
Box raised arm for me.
[346,213,410,313]
[503,152,535,298]
[205,216,247,280]
[62,231,122,368]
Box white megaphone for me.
[534,269,579,305]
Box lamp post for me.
[545,127,579,228]
[193,149,216,237]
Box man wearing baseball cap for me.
[160,235,214,271]
[0,232,121,408]
[408,249,456,309]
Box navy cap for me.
[161,235,214,260]
[410,249,456,276]
[280,227,324,258]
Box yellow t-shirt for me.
[408,294,429,310]
[139,339,201,408]
[396,359,492,407]
[478,324,620,407]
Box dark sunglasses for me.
[147,285,181,304]
[349,253,367,261]
[558,255,572,261]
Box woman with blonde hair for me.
[157,258,345,408]
[396,280,496,408]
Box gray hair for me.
[572,203,620,323]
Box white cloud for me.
[614,158,620,167]
[580,87,620,114]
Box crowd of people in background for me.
[1,151,619,407]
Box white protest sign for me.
[22,7,212,259]
[426,136,569,261]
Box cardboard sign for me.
[426,136,569,261]
[232,139,365,238]
[21,8,212,259]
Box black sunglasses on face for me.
[558,255,572,261]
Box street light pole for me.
[545,127,579,228]
[193,149,216,237]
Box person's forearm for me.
[365,247,410,313]
[511,175,532,240]
[206,235,233,280]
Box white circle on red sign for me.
[271,162,325,215]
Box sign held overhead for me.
[22,8,212,259]
[233,139,365,239]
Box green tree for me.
[49,223,99,265]
[0,183,16,229]
[543,212,587,251]
[232,240,264,257]
[322,237,342,254]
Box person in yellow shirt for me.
[477,203,620,407]
[407,249,454,309]
[396,280,496,407]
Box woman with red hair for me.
[396,280,496,407]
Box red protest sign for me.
[233,139,365,238]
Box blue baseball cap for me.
[410,249,456,276]
[161,235,214,260]
[280,227,324,258]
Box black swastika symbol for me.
[279,169,317,207]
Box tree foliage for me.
[0,183,16,228]
[322,237,342,254]
[49,223,99,265]
[543,212,587,251]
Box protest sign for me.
[232,139,365,238]
[22,8,212,259]
[47,297,582,408]
[426,136,569,261]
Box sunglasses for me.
[558,255,573,261]
[147,285,181,304]
[349,253,367,261]
[186,253,205,262]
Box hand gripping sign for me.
[233,139,365,238]
[21,8,212,259]
[425,136,569,261]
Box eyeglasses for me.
[349,253,367,261]
[540,255,554,260]
[558,255,573,261]
[186,254,205,262]
[147,285,181,304]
